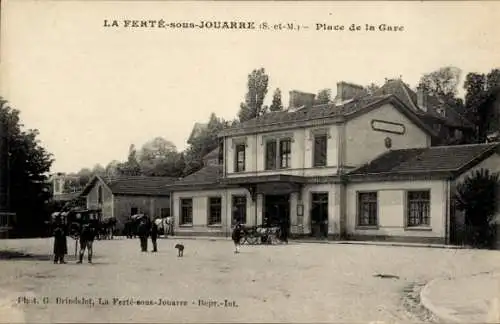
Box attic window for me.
[437,107,446,117]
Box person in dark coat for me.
[77,220,96,264]
[150,220,158,252]
[280,218,289,244]
[137,217,150,252]
[231,224,242,253]
[52,216,68,264]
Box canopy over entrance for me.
[221,174,306,201]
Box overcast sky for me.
[1,1,499,173]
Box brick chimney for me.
[416,83,428,112]
[288,90,316,111]
[334,81,368,104]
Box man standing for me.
[52,216,67,264]
[137,217,149,252]
[150,220,158,252]
[77,220,96,264]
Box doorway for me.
[263,194,290,228]
[311,192,329,238]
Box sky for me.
[1,1,500,173]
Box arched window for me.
[98,186,103,204]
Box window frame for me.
[179,198,193,226]
[313,133,328,167]
[279,138,292,169]
[356,191,378,228]
[207,196,222,226]
[406,190,431,228]
[231,195,247,225]
[234,143,246,172]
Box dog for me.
[174,243,184,257]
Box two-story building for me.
[169,79,500,244]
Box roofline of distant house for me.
[218,95,439,139]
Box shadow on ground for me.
[0,250,90,262]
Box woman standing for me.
[52,216,68,264]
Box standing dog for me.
[175,243,184,257]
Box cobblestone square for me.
[1,238,499,323]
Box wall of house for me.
[345,180,446,243]
[299,184,340,235]
[344,103,431,167]
[224,125,340,177]
[112,195,170,230]
[172,188,255,235]
[86,180,113,219]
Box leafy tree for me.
[138,137,182,177]
[92,164,106,176]
[454,168,498,248]
[269,88,284,112]
[420,66,462,99]
[118,144,142,176]
[237,68,269,122]
[184,113,228,175]
[0,97,54,237]
[486,68,500,91]
[105,160,121,178]
[314,89,331,105]
[365,83,380,95]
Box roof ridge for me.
[429,142,499,149]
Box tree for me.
[269,88,284,112]
[105,160,121,178]
[314,89,331,105]
[184,113,228,175]
[92,164,106,176]
[420,66,462,99]
[0,97,54,237]
[486,68,500,91]
[118,144,142,176]
[365,83,380,95]
[138,137,181,177]
[237,68,269,122]
[454,168,498,248]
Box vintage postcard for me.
[1,0,500,323]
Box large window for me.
[97,186,103,204]
[232,195,247,225]
[313,134,328,167]
[234,144,246,172]
[407,190,430,227]
[266,138,292,170]
[180,198,193,225]
[265,140,277,170]
[208,197,222,225]
[357,192,378,226]
[279,139,292,169]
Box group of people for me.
[136,216,159,252]
[52,215,96,264]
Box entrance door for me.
[263,194,290,228]
[311,193,328,238]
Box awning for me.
[221,174,306,197]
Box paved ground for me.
[0,237,499,323]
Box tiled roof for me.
[176,165,222,185]
[348,143,499,176]
[229,95,393,130]
[105,176,177,195]
[374,79,474,129]
[81,175,177,196]
[202,148,219,161]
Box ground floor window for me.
[208,197,222,225]
[130,207,138,216]
[357,191,378,226]
[407,190,431,226]
[232,195,247,225]
[180,198,193,225]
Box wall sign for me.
[370,119,406,135]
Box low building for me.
[80,175,176,232]
[167,79,500,244]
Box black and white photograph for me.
[1,0,499,323]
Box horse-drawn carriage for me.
[239,225,283,245]
[51,209,116,240]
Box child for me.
[231,224,242,253]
